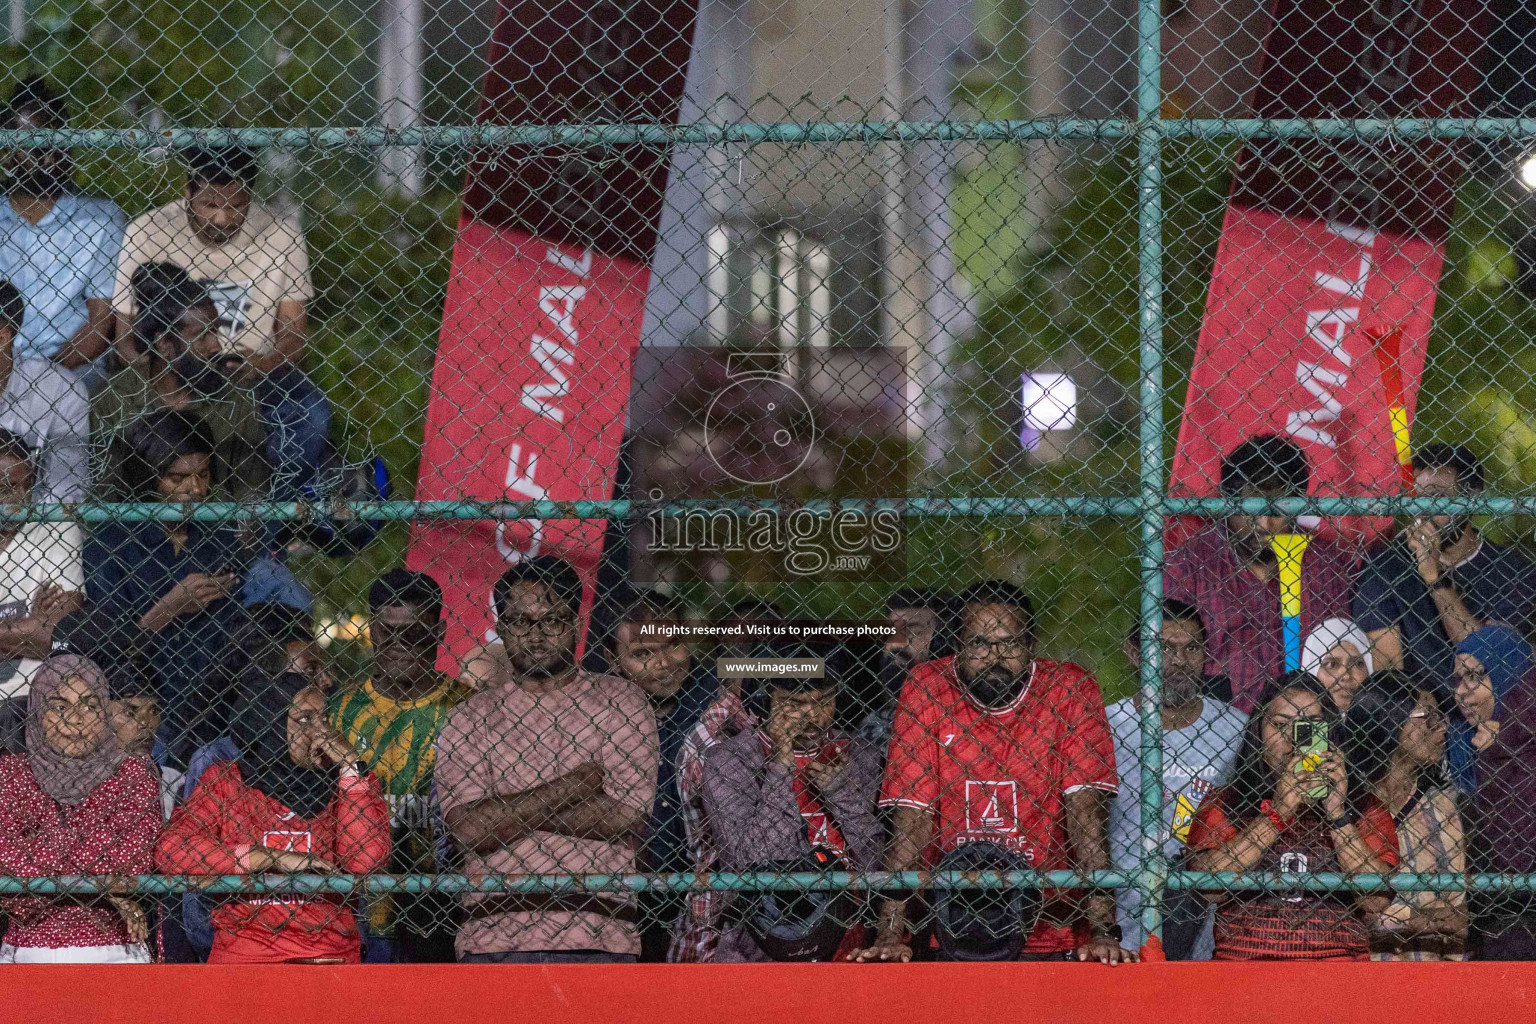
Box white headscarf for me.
[1302,618,1373,678]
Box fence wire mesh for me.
[0,0,1533,967]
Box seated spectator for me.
[597,586,718,961]
[855,587,956,754]
[155,672,388,964]
[94,263,268,501]
[0,81,123,503]
[0,655,160,963]
[177,600,328,962]
[1187,673,1399,960]
[666,601,769,962]
[106,655,182,821]
[0,426,84,752]
[83,410,307,766]
[1341,671,1466,960]
[1165,434,1357,712]
[0,278,20,403]
[1460,627,1536,958]
[856,580,1134,965]
[1109,599,1247,958]
[1452,624,1534,792]
[1354,444,1536,690]
[436,556,659,964]
[111,146,328,501]
[1302,618,1373,712]
[700,645,881,961]
[328,569,471,963]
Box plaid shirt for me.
[666,689,757,963]
[1164,523,1357,713]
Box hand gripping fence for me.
[0,0,1535,965]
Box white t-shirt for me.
[112,200,313,358]
[0,522,85,698]
[1106,695,1248,953]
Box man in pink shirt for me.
[436,558,659,963]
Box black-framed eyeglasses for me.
[961,635,1029,657]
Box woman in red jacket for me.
[0,655,161,963]
[156,671,388,963]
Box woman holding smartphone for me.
[1187,671,1400,960]
[155,670,388,964]
[83,409,251,766]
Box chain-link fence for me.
[0,0,1535,967]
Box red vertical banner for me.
[408,0,698,662]
[1170,0,1492,546]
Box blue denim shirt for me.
[0,195,124,359]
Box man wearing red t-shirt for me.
[856,580,1134,964]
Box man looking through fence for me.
[1165,435,1358,712]
[0,423,83,752]
[437,557,659,963]
[598,586,719,961]
[857,580,1134,964]
[1354,444,1536,701]
[856,587,956,757]
[1108,599,1247,958]
[329,569,472,962]
[111,146,330,503]
[0,79,123,503]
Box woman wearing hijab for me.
[1302,618,1374,712]
[1450,623,1536,958]
[1447,623,1534,793]
[0,655,162,963]
[155,672,388,964]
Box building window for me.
[707,221,835,347]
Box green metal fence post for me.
[1134,0,1168,955]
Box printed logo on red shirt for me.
[262,830,313,853]
[803,811,832,847]
[964,780,1019,835]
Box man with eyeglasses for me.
[436,556,659,963]
[856,580,1134,964]
[327,569,471,962]
[1107,599,1247,959]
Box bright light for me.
[1021,372,1079,432]
[1519,152,1536,192]
[1020,372,1079,453]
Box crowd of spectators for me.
[5,74,1536,967]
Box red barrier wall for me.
[11,963,1536,1024]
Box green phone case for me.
[1292,719,1330,801]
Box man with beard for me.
[1354,444,1536,694]
[329,570,473,961]
[111,146,329,503]
[0,79,124,502]
[856,588,955,755]
[1164,434,1358,712]
[1106,599,1247,959]
[95,263,269,499]
[436,557,659,963]
[856,580,1135,965]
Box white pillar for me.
[377,0,424,195]
[904,0,974,474]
